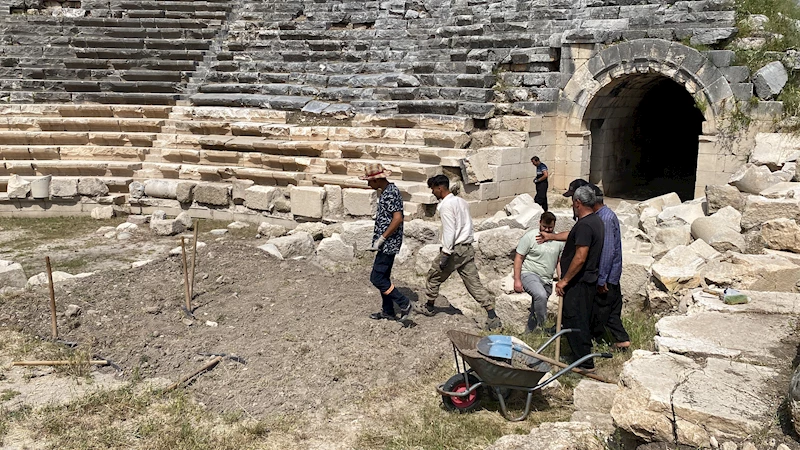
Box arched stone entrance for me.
[559,39,734,200]
[585,74,705,200]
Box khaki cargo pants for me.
[424,243,495,310]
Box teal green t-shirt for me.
[516,229,565,284]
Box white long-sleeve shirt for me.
[437,193,474,254]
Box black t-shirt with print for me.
[559,212,605,287]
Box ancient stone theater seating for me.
[0,0,767,220]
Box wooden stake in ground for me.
[554,295,563,362]
[45,256,58,340]
[180,236,192,313]
[189,220,200,300]
[163,355,223,393]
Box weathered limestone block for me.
[650,220,693,255]
[573,380,619,413]
[741,195,800,229]
[415,243,440,276]
[504,193,538,215]
[621,253,654,306]
[340,220,375,251]
[231,179,255,203]
[691,207,746,252]
[499,207,543,230]
[691,289,800,315]
[761,218,800,253]
[657,202,705,225]
[150,218,185,236]
[465,152,493,183]
[90,206,115,220]
[243,186,283,212]
[128,181,144,200]
[753,61,788,99]
[27,271,74,288]
[257,222,287,239]
[343,188,377,217]
[30,176,51,199]
[637,192,681,213]
[51,178,78,198]
[476,227,526,274]
[404,219,439,245]
[652,240,720,292]
[7,174,30,198]
[702,252,800,292]
[193,183,231,206]
[485,421,605,450]
[0,260,27,288]
[612,351,779,447]
[291,222,325,240]
[175,212,194,230]
[77,178,109,197]
[176,182,196,204]
[495,292,535,327]
[290,186,325,219]
[264,232,315,259]
[759,181,800,199]
[315,233,355,265]
[655,311,794,364]
[750,133,800,170]
[324,185,344,219]
[143,179,179,199]
[729,163,782,194]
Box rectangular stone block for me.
[243,185,282,211]
[480,146,522,165]
[290,186,325,219]
[50,178,78,198]
[343,188,377,217]
[193,183,231,206]
[324,184,344,219]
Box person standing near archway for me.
[531,156,549,211]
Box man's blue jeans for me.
[370,251,410,315]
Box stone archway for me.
[559,39,735,200]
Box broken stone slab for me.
[290,222,325,240]
[729,163,782,194]
[150,218,186,236]
[573,380,619,414]
[0,260,26,288]
[323,185,344,220]
[753,61,788,99]
[691,289,800,315]
[265,232,315,259]
[143,179,179,199]
[691,207,745,252]
[316,233,355,265]
[257,243,283,260]
[702,251,800,292]
[404,219,439,245]
[494,292,535,327]
[475,227,526,274]
[499,208,543,230]
[750,133,800,170]
[484,421,605,450]
[705,184,745,213]
[504,193,538,216]
[90,206,115,220]
[243,185,283,212]
[257,222,287,239]
[51,178,78,198]
[761,218,800,253]
[128,180,145,199]
[193,183,231,206]
[340,220,375,252]
[290,186,325,220]
[27,271,74,288]
[168,242,207,256]
[77,177,109,197]
[656,201,705,225]
[759,181,800,199]
[7,174,30,198]
[176,182,196,204]
[741,195,800,230]
[612,351,780,447]
[175,212,194,230]
[568,412,615,436]
[342,188,377,217]
[465,151,493,183]
[415,244,441,276]
[637,192,681,213]
[655,311,795,364]
[651,240,721,292]
[649,220,692,256]
[620,253,654,306]
[227,221,250,230]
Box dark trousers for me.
[534,180,548,211]
[591,283,630,343]
[562,281,595,369]
[370,251,410,314]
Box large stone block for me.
[637,192,681,213]
[753,61,788,99]
[573,380,619,414]
[50,178,78,198]
[705,184,744,213]
[761,218,800,253]
[342,188,377,217]
[741,195,800,229]
[265,232,315,259]
[465,152,493,183]
[340,220,375,251]
[143,179,179,199]
[7,174,30,198]
[652,240,720,292]
[90,206,115,220]
[485,422,605,450]
[691,207,745,252]
[504,193,538,215]
[316,233,355,265]
[290,186,325,219]
[193,183,231,206]
[243,185,283,212]
[404,219,439,245]
[621,253,654,306]
[729,163,782,194]
[77,178,109,197]
[750,133,800,170]
[656,202,705,225]
[0,260,27,288]
[150,218,185,236]
[323,185,344,219]
[702,252,800,292]
[176,182,196,204]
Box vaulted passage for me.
[585,74,705,201]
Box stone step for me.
[1,159,143,176]
[167,105,287,123]
[189,93,314,110]
[58,80,181,94]
[70,37,212,51]
[125,10,227,20]
[0,117,166,132]
[74,48,207,61]
[55,27,219,40]
[0,175,133,193]
[116,1,231,12]
[64,58,199,70]
[0,103,171,118]
[0,131,157,146]
[0,145,150,161]
[0,67,188,83]
[71,17,220,29]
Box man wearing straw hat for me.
[362,163,412,322]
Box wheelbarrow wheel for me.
[441,374,482,413]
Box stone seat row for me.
[197,84,497,103]
[0,79,183,94]
[0,91,183,105]
[114,0,232,12]
[0,175,133,193]
[2,68,189,83]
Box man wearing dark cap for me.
[531,156,549,211]
[562,178,590,199]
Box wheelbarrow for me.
[436,329,612,421]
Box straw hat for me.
[359,163,392,180]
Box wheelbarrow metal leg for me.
[496,389,534,422]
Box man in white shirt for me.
[420,175,502,331]
[513,211,564,332]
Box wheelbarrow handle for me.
[513,347,615,384]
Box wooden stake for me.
[45,256,58,340]
[12,360,108,366]
[554,295,563,362]
[180,236,191,313]
[163,355,223,393]
[189,220,200,300]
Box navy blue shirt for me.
[373,183,404,255]
[536,163,548,181]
